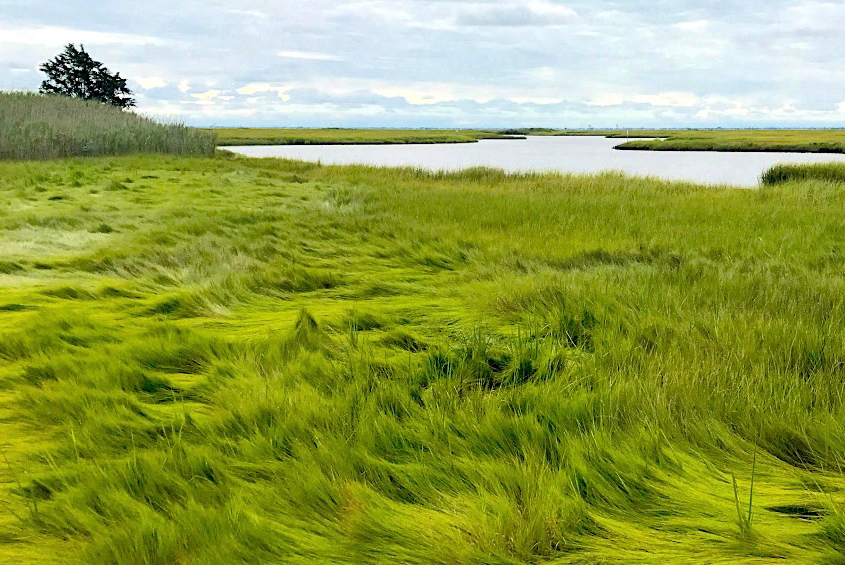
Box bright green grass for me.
[2,155,845,563]
[212,128,520,146]
[0,92,215,159]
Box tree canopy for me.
[39,44,135,108]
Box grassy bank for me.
[762,162,845,185]
[212,128,519,146]
[504,128,845,153]
[607,129,845,153]
[213,127,845,154]
[2,153,845,563]
[0,92,215,159]
[503,128,675,139]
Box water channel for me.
[223,135,845,187]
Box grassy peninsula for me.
[3,94,845,563]
[546,128,845,154]
[212,128,518,146]
[614,129,845,153]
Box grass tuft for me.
[761,162,845,185]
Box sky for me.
[2,0,845,128]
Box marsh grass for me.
[761,162,845,185]
[211,127,845,155]
[606,129,845,153]
[497,128,845,154]
[0,91,215,159]
[212,127,519,146]
[0,155,845,562]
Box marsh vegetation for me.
[4,98,845,563]
[761,162,845,185]
[594,128,845,153]
[0,92,215,159]
[212,128,517,146]
[216,127,845,155]
[2,146,845,562]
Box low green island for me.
[609,129,845,153]
[4,92,845,563]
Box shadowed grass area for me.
[0,91,215,159]
[1,155,845,563]
[212,128,521,146]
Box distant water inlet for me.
[223,136,845,187]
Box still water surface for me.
[223,136,845,187]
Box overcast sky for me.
[3,0,845,127]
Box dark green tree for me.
[39,44,135,108]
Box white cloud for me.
[530,1,579,19]
[675,20,709,32]
[278,50,344,61]
[589,92,699,108]
[190,90,221,101]
[136,77,167,89]
[189,90,223,106]
[0,23,168,47]
[225,9,265,19]
[236,83,291,100]
[633,92,699,108]
[456,2,577,26]
[722,105,750,117]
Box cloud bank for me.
[2,0,844,127]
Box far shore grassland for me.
[504,128,845,153]
[609,129,845,153]
[6,93,845,563]
[213,126,845,154]
[211,127,520,146]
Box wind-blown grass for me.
[1,155,845,563]
[0,91,215,159]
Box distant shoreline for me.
[209,128,520,146]
[218,137,526,147]
[211,127,845,154]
